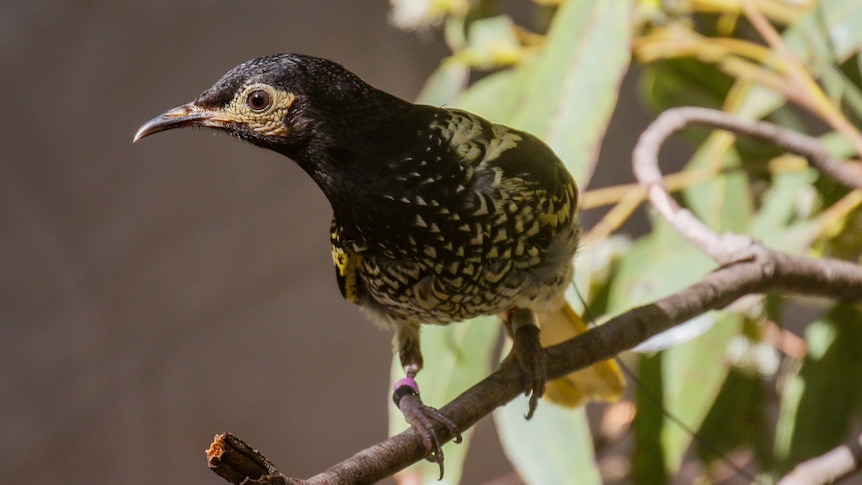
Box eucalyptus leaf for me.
[606,214,715,315]
[606,216,738,474]
[774,304,862,476]
[750,167,819,253]
[660,313,742,473]
[682,141,752,233]
[457,0,634,186]
[495,395,601,485]
[696,369,772,470]
[415,58,470,107]
[633,353,667,483]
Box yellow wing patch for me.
[539,301,626,406]
[331,245,363,303]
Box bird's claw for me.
[396,392,461,479]
[511,324,547,420]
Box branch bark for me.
[207,249,862,485]
[778,433,862,485]
[208,107,862,484]
[633,106,862,265]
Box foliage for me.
[387,0,862,483]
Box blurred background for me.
[0,1,652,483]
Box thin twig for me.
[778,433,862,485]
[741,0,862,158]
[632,106,862,263]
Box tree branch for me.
[207,251,862,485]
[207,107,862,484]
[633,106,862,265]
[778,433,862,485]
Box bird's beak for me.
[133,102,231,142]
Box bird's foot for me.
[393,377,462,479]
[508,313,547,419]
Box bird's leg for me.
[392,323,462,477]
[505,307,547,419]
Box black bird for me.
[135,53,624,467]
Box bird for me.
[134,53,624,469]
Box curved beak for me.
[133,103,231,142]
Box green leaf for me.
[606,214,715,314]
[640,58,733,112]
[457,15,522,68]
[415,58,470,107]
[660,313,741,473]
[495,395,601,485]
[388,316,499,484]
[606,217,738,474]
[455,64,531,122]
[707,0,862,124]
[785,0,862,69]
[774,304,862,476]
[457,0,635,186]
[633,353,667,483]
[697,369,773,471]
[749,167,819,253]
[683,141,753,233]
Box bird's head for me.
[134,53,423,231]
[134,53,395,158]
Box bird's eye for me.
[246,89,272,112]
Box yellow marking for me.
[483,125,522,162]
[482,266,505,284]
[493,168,505,187]
[456,142,482,162]
[514,218,524,233]
[473,193,488,216]
[465,254,483,263]
[447,113,483,146]
[470,230,483,245]
[331,246,362,303]
[492,228,507,243]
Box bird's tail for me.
[537,301,625,407]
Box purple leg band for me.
[394,377,419,393]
